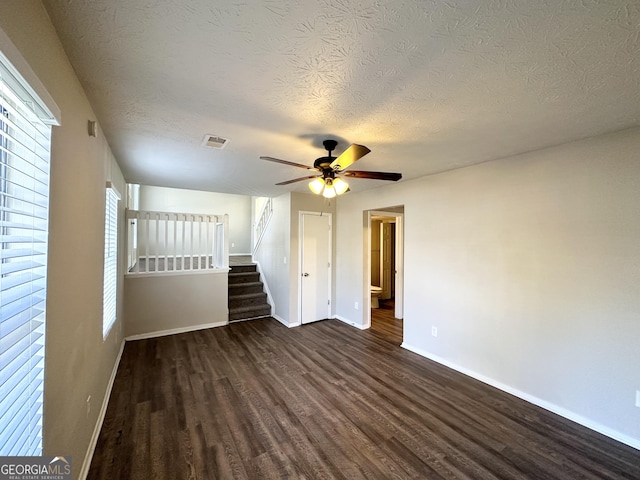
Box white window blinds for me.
[102,185,119,338]
[0,59,52,456]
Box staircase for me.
[228,262,271,322]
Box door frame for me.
[298,211,333,324]
[365,210,404,328]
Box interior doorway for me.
[365,208,404,332]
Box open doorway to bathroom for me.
[366,207,404,345]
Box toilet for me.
[370,285,383,308]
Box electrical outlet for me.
[354,301,359,310]
[283,256,287,264]
[635,390,640,408]
[431,327,438,337]
[86,395,92,417]
[231,242,235,248]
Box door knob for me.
[302,273,309,277]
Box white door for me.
[300,213,331,324]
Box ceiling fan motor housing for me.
[313,157,336,171]
[322,139,338,152]
[314,139,339,171]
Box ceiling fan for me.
[260,139,402,198]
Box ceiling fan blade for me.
[342,170,402,181]
[276,175,321,186]
[329,144,371,171]
[260,156,315,170]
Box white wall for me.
[124,273,228,338]
[139,185,251,255]
[0,2,127,477]
[335,127,640,447]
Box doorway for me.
[365,209,404,332]
[299,211,332,324]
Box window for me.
[0,52,55,455]
[102,184,119,338]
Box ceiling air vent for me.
[201,134,230,149]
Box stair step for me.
[229,264,257,274]
[228,292,268,309]
[228,281,264,295]
[229,304,271,321]
[228,271,260,284]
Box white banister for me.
[126,209,229,274]
[253,197,273,255]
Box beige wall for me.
[139,185,252,255]
[253,192,336,326]
[124,273,228,338]
[253,193,291,323]
[335,127,640,447]
[0,1,127,477]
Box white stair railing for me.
[253,197,273,255]
[126,209,229,274]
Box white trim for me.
[400,342,640,452]
[105,181,122,200]
[272,313,300,328]
[252,260,275,311]
[334,315,368,330]
[0,26,61,124]
[229,315,272,324]
[126,266,230,278]
[79,340,125,480]
[365,210,404,326]
[125,321,228,341]
[230,253,252,256]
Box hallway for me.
[370,299,402,345]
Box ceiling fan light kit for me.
[261,139,402,197]
[308,176,349,198]
[308,177,326,195]
[332,177,349,195]
[322,181,337,198]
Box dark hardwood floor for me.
[371,299,403,345]
[88,315,639,479]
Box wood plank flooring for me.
[88,315,639,479]
[371,299,403,345]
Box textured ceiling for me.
[43,0,640,197]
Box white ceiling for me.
[43,0,640,197]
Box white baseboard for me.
[230,253,252,256]
[251,259,275,312]
[400,342,640,452]
[271,313,300,328]
[333,315,369,330]
[125,320,228,341]
[79,340,125,480]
